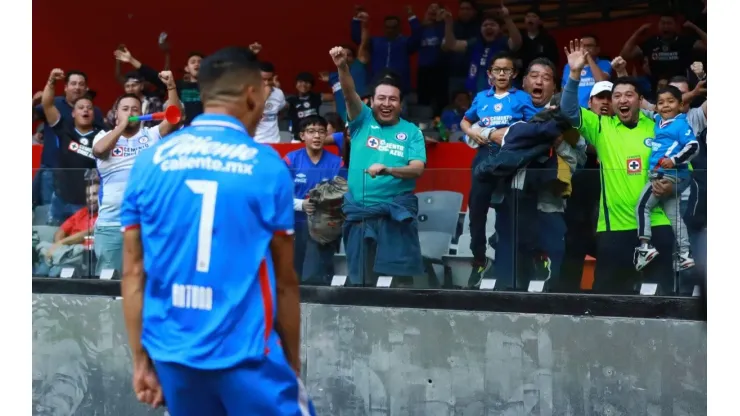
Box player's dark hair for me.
[668,75,690,86]
[296,72,314,86]
[298,115,328,133]
[659,11,678,20]
[384,15,401,24]
[65,70,88,84]
[656,85,683,102]
[198,46,260,103]
[260,61,275,73]
[612,76,643,97]
[372,76,404,101]
[489,51,516,70]
[451,89,470,102]
[581,34,599,44]
[526,57,556,76]
[324,112,345,133]
[187,51,204,61]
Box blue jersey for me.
[561,59,613,107]
[329,61,368,123]
[463,88,539,130]
[283,148,344,223]
[649,113,699,178]
[120,113,295,370]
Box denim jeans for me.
[294,222,337,285]
[48,193,84,226]
[32,166,55,208]
[94,225,123,277]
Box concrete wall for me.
[32,294,707,416]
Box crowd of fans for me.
[30,1,707,296]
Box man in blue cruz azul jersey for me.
[329,45,427,287]
[119,46,315,416]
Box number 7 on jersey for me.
[185,180,218,273]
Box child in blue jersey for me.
[284,115,345,284]
[119,47,315,416]
[459,51,539,287]
[635,86,699,272]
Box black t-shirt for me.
[640,35,695,82]
[286,93,322,139]
[176,80,203,126]
[51,117,100,205]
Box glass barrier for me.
[32,168,99,279]
[32,165,707,297]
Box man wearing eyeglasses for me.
[283,115,345,283]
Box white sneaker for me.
[635,245,659,271]
[677,252,695,270]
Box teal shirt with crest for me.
[347,105,427,205]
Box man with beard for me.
[91,71,181,277]
[557,80,613,292]
[40,69,104,226]
[33,70,105,208]
[561,39,675,295]
[329,45,426,287]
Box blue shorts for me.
[153,343,315,416]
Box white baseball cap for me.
[589,81,613,97]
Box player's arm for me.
[330,47,364,122]
[156,70,182,136]
[119,157,148,364]
[93,118,127,159]
[122,227,147,364]
[269,163,301,374]
[357,15,371,64]
[42,69,64,127]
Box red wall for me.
[32,0,655,112]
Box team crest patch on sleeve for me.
[493,103,503,112]
[366,137,380,149]
[395,132,407,141]
[626,157,642,174]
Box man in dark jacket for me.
[351,6,422,94]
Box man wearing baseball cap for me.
[588,80,613,116]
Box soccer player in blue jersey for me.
[284,115,345,283]
[120,46,315,416]
[459,51,540,287]
[635,85,699,272]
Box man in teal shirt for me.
[330,45,426,286]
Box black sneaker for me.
[468,258,492,288]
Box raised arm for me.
[155,71,182,136]
[441,10,467,53]
[405,6,422,54]
[499,3,522,52]
[684,21,707,49]
[587,54,609,82]
[619,23,651,60]
[115,47,167,91]
[357,15,371,64]
[41,68,64,126]
[560,39,601,143]
[330,46,364,121]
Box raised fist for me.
[158,71,175,89]
[611,56,627,73]
[637,23,652,34]
[49,68,65,82]
[329,46,348,67]
[356,11,369,22]
[690,61,705,77]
